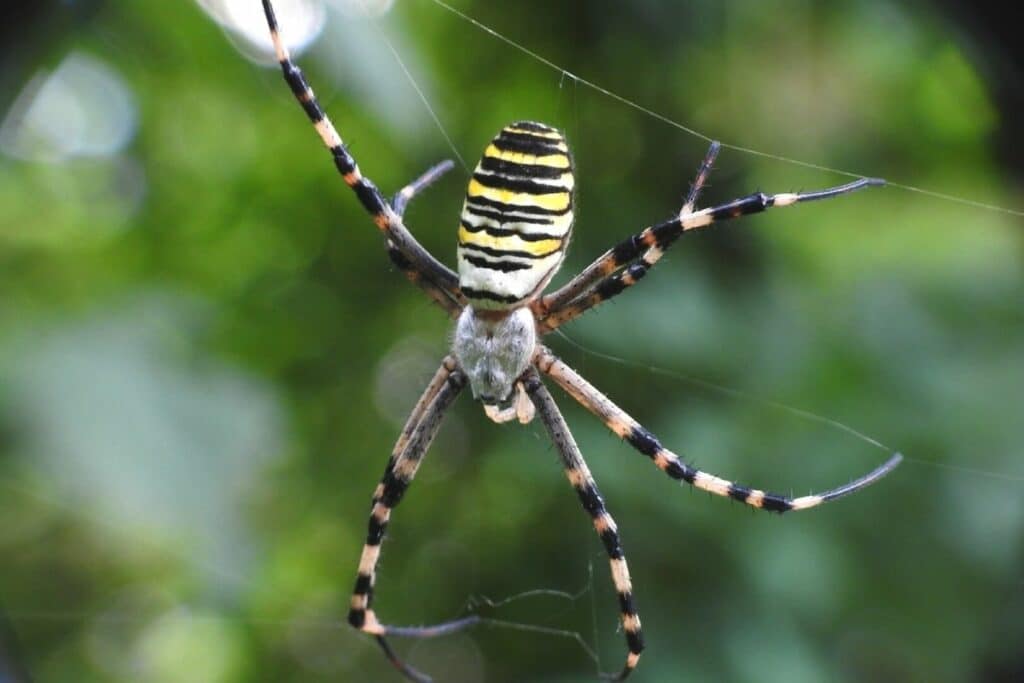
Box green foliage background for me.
[0,1,1021,681]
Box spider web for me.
[419,0,1022,218]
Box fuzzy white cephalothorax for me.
[452,306,536,408]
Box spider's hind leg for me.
[392,160,456,218]
[261,0,464,312]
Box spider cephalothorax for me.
[452,304,535,411]
[260,3,901,681]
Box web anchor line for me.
[424,0,1023,218]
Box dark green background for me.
[1,1,1021,681]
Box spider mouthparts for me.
[481,392,516,410]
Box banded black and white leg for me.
[537,153,882,332]
[261,0,464,310]
[348,359,478,683]
[535,346,901,512]
[534,141,720,326]
[523,370,644,682]
[370,356,459,508]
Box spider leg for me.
[372,356,459,505]
[537,141,720,318]
[392,160,456,218]
[348,360,475,683]
[385,160,463,317]
[535,346,901,512]
[522,369,643,681]
[536,159,882,332]
[261,1,464,307]
[680,141,720,212]
[386,244,463,318]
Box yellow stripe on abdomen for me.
[458,121,576,309]
[458,226,562,257]
[483,144,570,169]
[503,126,565,140]
[467,179,571,213]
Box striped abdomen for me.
[457,121,574,310]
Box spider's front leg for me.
[347,357,478,683]
[523,369,644,681]
[535,346,901,512]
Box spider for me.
[260,2,902,680]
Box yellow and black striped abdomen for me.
[457,121,574,309]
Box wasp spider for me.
[261,2,901,680]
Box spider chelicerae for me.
[260,2,902,680]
